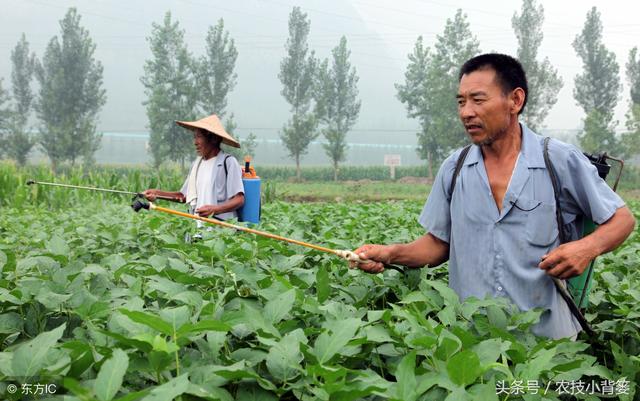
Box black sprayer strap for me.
[449,145,472,199]
[543,137,567,244]
[542,137,595,336]
[223,155,231,177]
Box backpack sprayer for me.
[540,144,624,336]
[237,156,261,224]
[565,152,624,309]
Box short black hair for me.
[458,53,528,114]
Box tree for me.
[197,19,238,118]
[0,80,11,158]
[4,34,37,165]
[572,7,621,154]
[34,8,106,172]
[396,10,480,179]
[622,47,640,158]
[141,11,198,169]
[279,7,318,180]
[315,36,361,181]
[512,0,563,131]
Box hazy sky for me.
[0,0,638,141]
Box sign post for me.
[384,154,401,180]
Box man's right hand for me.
[351,244,394,274]
[142,189,158,201]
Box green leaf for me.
[113,390,150,401]
[446,350,481,387]
[472,339,505,367]
[35,287,72,309]
[0,250,7,271]
[47,235,70,256]
[468,378,499,401]
[313,317,361,364]
[94,348,129,401]
[486,304,507,329]
[118,309,173,335]
[425,280,460,306]
[518,347,556,380]
[148,255,168,271]
[0,312,24,334]
[158,306,190,335]
[265,329,305,382]
[364,325,394,343]
[316,267,330,303]
[176,319,231,337]
[235,384,277,401]
[434,330,462,361]
[12,323,65,377]
[395,351,418,401]
[139,374,189,401]
[263,289,296,324]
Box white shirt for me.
[180,151,244,221]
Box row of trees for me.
[141,7,361,180]
[0,3,638,174]
[396,1,640,178]
[140,13,258,169]
[279,7,361,180]
[0,9,105,171]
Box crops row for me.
[0,195,638,400]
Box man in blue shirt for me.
[353,53,636,338]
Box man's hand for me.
[195,205,218,217]
[350,244,393,274]
[143,189,158,201]
[538,240,598,279]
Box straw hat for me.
[176,114,241,148]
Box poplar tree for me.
[397,10,480,178]
[279,7,318,180]
[0,80,10,159]
[141,11,197,168]
[35,8,106,172]
[512,0,563,131]
[5,34,37,165]
[622,47,640,158]
[198,19,237,118]
[197,19,241,157]
[572,7,621,154]
[316,36,361,181]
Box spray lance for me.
[26,180,186,203]
[25,179,397,272]
[131,196,405,274]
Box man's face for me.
[193,129,214,156]
[457,69,515,146]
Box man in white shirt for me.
[143,114,245,222]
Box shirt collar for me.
[462,122,546,168]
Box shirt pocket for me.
[520,199,559,247]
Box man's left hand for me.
[538,240,598,279]
[195,205,218,217]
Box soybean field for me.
[0,166,639,401]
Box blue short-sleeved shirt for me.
[419,124,625,339]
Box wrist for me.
[386,244,400,264]
[581,235,604,260]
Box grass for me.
[265,179,432,202]
[268,180,639,203]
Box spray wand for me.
[131,197,405,274]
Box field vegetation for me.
[0,163,638,400]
